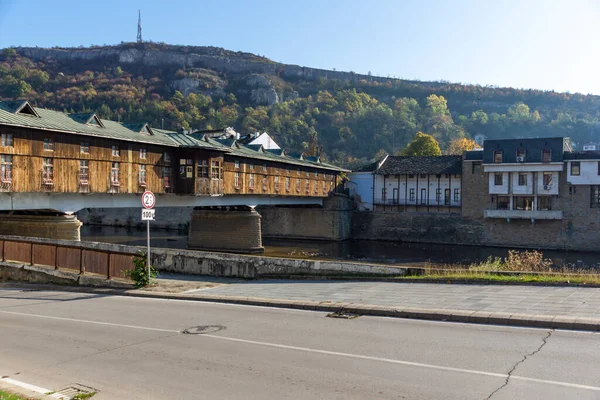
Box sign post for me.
[141,191,156,284]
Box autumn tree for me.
[397,132,442,156]
[446,138,481,155]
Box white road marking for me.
[0,310,180,333]
[0,377,64,399]
[202,334,600,392]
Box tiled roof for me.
[353,159,382,172]
[376,155,462,175]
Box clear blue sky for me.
[1,0,599,95]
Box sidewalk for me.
[125,274,600,331]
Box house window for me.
[285,176,291,191]
[518,173,527,186]
[262,175,267,190]
[435,188,441,202]
[164,152,171,163]
[516,149,525,161]
[0,155,13,182]
[80,141,89,154]
[454,188,460,202]
[211,161,222,179]
[274,176,279,191]
[408,174,415,178]
[110,162,120,185]
[420,188,427,205]
[234,172,240,188]
[139,148,147,159]
[305,179,310,193]
[382,188,387,201]
[542,149,552,163]
[493,150,502,163]
[42,157,53,184]
[538,196,551,211]
[138,165,147,186]
[111,145,120,157]
[543,172,554,186]
[249,173,255,189]
[163,167,172,188]
[198,160,209,178]
[514,196,534,211]
[296,178,300,192]
[444,189,450,205]
[571,162,580,176]
[79,160,89,185]
[249,163,254,171]
[235,160,240,169]
[494,173,503,186]
[1,133,13,147]
[591,186,600,208]
[409,188,415,201]
[43,138,54,151]
[420,174,427,179]
[472,162,481,174]
[444,174,450,178]
[497,196,510,210]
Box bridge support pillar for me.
[188,206,264,254]
[0,212,83,240]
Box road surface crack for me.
[486,329,553,399]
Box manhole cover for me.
[326,311,360,319]
[182,325,226,335]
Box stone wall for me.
[0,214,82,240]
[259,195,354,241]
[77,207,193,230]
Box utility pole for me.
[137,10,143,43]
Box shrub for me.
[124,251,159,288]
[504,250,553,272]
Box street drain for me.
[182,325,226,335]
[52,383,97,399]
[326,311,360,319]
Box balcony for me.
[374,198,461,207]
[484,209,563,220]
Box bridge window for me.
[139,165,147,186]
[262,175,267,191]
[111,162,120,185]
[249,163,254,170]
[1,133,13,147]
[234,172,240,189]
[305,179,309,193]
[274,176,279,191]
[285,177,290,191]
[42,158,54,184]
[163,167,172,188]
[315,171,318,178]
[198,160,209,178]
[79,160,89,185]
[211,161,222,179]
[263,164,267,172]
[297,169,300,175]
[180,159,193,178]
[164,152,171,164]
[111,145,120,157]
[139,148,147,160]
[249,173,255,190]
[43,138,54,151]
[296,178,300,192]
[0,155,13,183]
[234,160,240,169]
[322,180,326,193]
[80,141,89,154]
[275,168,279,173]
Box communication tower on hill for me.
[137,10,143,43]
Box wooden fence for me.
[0,238,134,280]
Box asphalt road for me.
[0,288,599,400]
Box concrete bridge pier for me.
[0,211,83,240]
[188,206,264,254]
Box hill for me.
[1,42,599,167]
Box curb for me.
[121,290,600,332]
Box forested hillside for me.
[1,43,599,168]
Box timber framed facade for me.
[0,100,345,200]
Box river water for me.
[80,225,600,267]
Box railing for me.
[195,178,224,196]
[0,237,134,280]
[374,198,462,207]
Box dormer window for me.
[15,101,38,117]
[542,149,552,163]
[140,125,152,135]
[516,149,525,162]
[493,150,502,163]
[87,115,104,127]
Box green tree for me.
[507,102,531,123]
[397,132,442,156]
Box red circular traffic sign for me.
[142,191,155,209]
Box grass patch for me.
[72,393,96,399]
[0,389,37,400]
